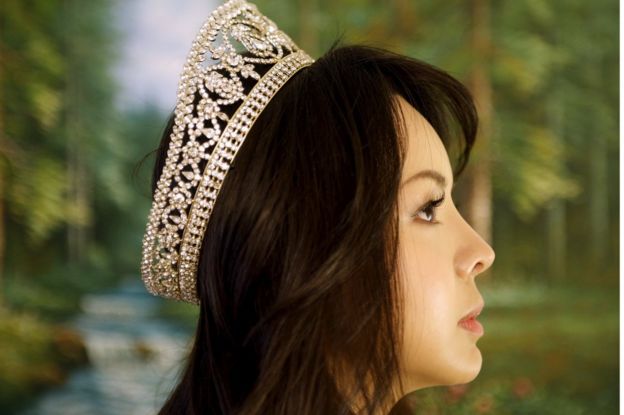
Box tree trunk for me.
[588,103,609,277]
[394,0,415,40]
[546,79,567,284]
[65,0,91,266]
[0,150,5,304]
[67,136,90,265]
[0,11,6,303]
[298,0,318,57]
[466,0,494,279]
[588,56,608,276]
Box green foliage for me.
[5,263,120,321]
[494,32,567,97]
[490,0,618,224]
[493,122,582,221]
[8,155,86,245]
[2,9,149,310]
[0,306,88,413]
[91,103,168,273]
[1,0,65,135]
[1,0,133,275]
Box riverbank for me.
[17,279,193,415]
[0,265,123,413]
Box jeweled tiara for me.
[141,0,314,304]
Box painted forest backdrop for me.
[0,0,618,414]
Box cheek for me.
[399,241,447,329]
[399,227,453,325]
[400,258,454,355]
[398,229,458,378]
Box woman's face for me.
[394,95,496,392]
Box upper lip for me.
[459,302,484,322]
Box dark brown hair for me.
[150,42,477,415]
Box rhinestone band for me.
[141,0,314,304]
[178,51,313,303]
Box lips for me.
[459,302,484,323]
[458,302,485,336]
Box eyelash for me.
[412,195,445,224]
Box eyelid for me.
[420,190,445,209]
[412,192,445,224]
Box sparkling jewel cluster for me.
[141,0,314,304]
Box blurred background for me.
[0,0,619,414]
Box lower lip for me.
[458,317,484,336]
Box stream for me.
[19,278,195,415]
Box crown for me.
[140,0,315,305]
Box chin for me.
[403,368,481,392]
[402,351,483,392]
[452,352,483,385]
[455,367,481,385]
[438,357,484,388]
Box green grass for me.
[401,281,619,414]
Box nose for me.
[455,217,496,280]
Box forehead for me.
[395,96,453,183]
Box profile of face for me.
[394,95,496,393]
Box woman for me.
[141,1,495,413]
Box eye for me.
[412,195,445,224]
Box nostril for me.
[470,260,490,279]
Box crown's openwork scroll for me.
[141,0,314,304]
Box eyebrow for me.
[400,169,450,190]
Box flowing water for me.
[19,278,194,415]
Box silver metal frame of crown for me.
[141,0,314,304]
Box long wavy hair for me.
[149,42,478,415]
